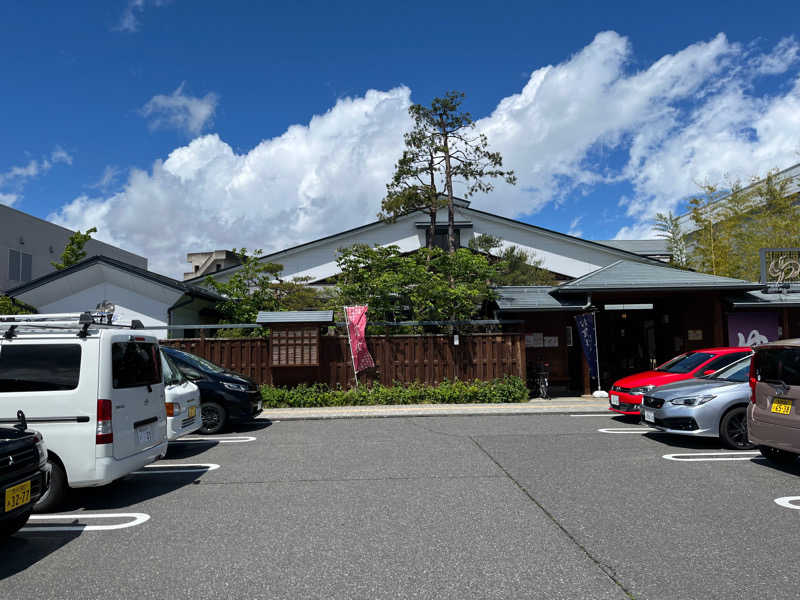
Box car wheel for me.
[758,445,799,466]
[0,509,33,537]
[200,402,227,435]
[719,406,754,450]
[33,459,67,514]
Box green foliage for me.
[334,243,497,323]
[469,234,556,285]
[685,170,798,280]
[260,376,529,408]
[0,296,35,315]
[384,91,516,253]
[52,227,97,270]
[653,211,688,268]
[205,248,330,336]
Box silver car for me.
[640,355,753,449]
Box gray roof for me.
[726,288,800,308]
[495,287,590,311]
[256,310,334,324]
[555,260,761,294]
[595,239,670,256]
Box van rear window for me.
[0,344,81,392]
[112,342,162,389]
[755,347,800,387]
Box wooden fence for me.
[161,333,525,388]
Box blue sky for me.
[2,1,799,275]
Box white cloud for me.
[141,83,219,136]
[0,193,18,206]
[568,216,583,238]
[0,147,73,189]
[50,33,800,276]
[89,165,121,191]
[115,0,168,33]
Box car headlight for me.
[34,432,48,467]
[630,385,656,395]
[223,382,248,392]
[669,395,716,407]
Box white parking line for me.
[663,451,760,462]
[570,414,614,417]
[597,427,656,433]
[172,435,256,443]
[132,463,220,474]
[22,512,150,532]
[775,496,800,510]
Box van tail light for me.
[749,359,757,404]
[96,399,113,444]
[165,402,175,417]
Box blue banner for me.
[574,313,598,379]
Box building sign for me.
[728,312,779,347]
[760,248,800,284]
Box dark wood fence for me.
[161,333,525,388]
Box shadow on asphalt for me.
[228,419,274,433]
[1,527,81,581]
[165,439,219,459]
[642,432,727,451]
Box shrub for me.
[260,376,528,408]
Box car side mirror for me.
[180,367,203,381]
[703,369,715,375]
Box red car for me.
[608,347,753,415]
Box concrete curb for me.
[255,400,611,421]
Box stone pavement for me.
[256,396,611,421]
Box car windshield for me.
[160,350,186,386]
[655,352,714,374]
[170,349,226,374]
[705,357,751,382]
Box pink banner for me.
[345,305,375,372]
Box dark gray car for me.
[641,355,753,449]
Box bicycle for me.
[533,361,550,399]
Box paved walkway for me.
[256,396,611,420]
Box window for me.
[709,357,752,382]
[112,342,162,389]
[0,344,82,392]
[8,249,33,282]
[755,347,800,387]
[160,350,186,387]
[701,352,751,374]
[656,352,714,374]
[425,227,460,251]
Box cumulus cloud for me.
[0,193,18,207]
[50,33,800,276]
[141,83,219,136]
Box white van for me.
[0,312,168,512]
[160,348,202,440]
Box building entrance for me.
[596,305,661,389]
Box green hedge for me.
[260,376,529,408]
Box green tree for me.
[398,91,516,253]
[0,296,34,315]
[468,234,555,285]
[334,243,497,324]
[205,249,328,336]
[52,227,97,269]
[653,211,688,268]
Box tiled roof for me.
[726,288,800,308]
[495,286,589,311]
[256,310,334,324]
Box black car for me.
[161,347,263,434]
[1,412,51,537]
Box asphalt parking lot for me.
[2,413,800,599]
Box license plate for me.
[5,480,31,512]
[771,397,793,415]
[644,408,655,423]
[136,426,153,444]
[188,406,196,418]
[610,394,620,407]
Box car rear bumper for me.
[72,441,168,488]
[748,404,800,453]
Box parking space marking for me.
[172,435,257,443]
[22,512,150,532]
[132,463,220,474]
[570,414,614,417]
[775,497,800,510]
[597,427,656,433]
[663,451,760,462]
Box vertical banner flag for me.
[345,305,375,372]
[574,312,599,380]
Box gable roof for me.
[555,260,761,294]
[5,255,222,301]
[187,202,667,284]
[495,286,590,311]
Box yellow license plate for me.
[188,406,196,418]
[5,480,31,512]
[771,397,793,415]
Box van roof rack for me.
[0,312,147,339]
